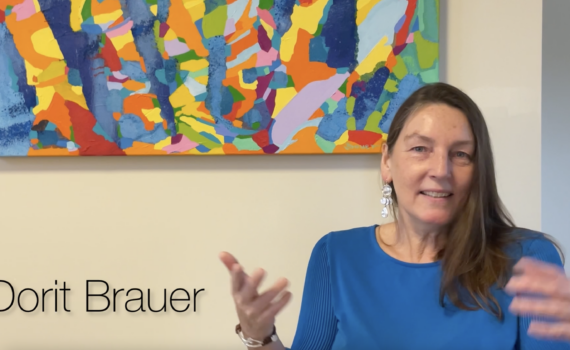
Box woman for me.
[219,83,570,349]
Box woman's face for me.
[381,104,475,229]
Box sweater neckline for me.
[370,224,441,268]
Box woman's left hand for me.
[506,257,570,342]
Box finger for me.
[231,263,249,294]
[510,296,570,321]
[528,321,570,342]
[257,291,293,325]
[219,251,239,272]
[513,258,565,278]
[240,268,266,301]
[251,277,289,311]
[505,274,570,299]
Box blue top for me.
[287,225,570,350]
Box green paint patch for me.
[152,98,161,108]
[37,142,43,149]
[400,43,420,74]
[146,0,158,5]
[202,5,227,38]
[178,122,222,149]
[174,50,201,63]
[228,85,246,102]
[414,32,438,69]
[346,117,356,131]
[259,0,274,10]
[360,61,386,82]
[233,137,261,151]
[392,56,408,80]
[364,111,383,133]
[420,60,439,83]
[81,0,92,20]
[422,0,439,43]
[314,24,324,36]
[315,134,335,153]
[252,121,260,130]
[384,79,398,93]
[70,127,75,142]
[346,96,355,115]
[117,124,122,138]
[287,75,295,88]
[338,79,347,94]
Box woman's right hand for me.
[219,251,292,340]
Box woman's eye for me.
[412,146,426,152]
[455,151,470,158]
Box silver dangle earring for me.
[381,184,392,218]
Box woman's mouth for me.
[420,191,453,198]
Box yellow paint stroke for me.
[150,4,158,16]
[24,60,42,86]
[109,30,134,51]
[31,27,64,59]
[273,87,296,116]
[334,130,349,145]
[94,10,122,25]
[280,0,328,62]
[357,0,383,25]
[37,60,66,83]
[180,59,209,72]
[70,0,86,31]
[194,75,208,85]
[155,136,171,150]
[355,36,391,75]
[33,86,55,114]
[184,0,205,21]
[55,83,88,110]
[164,29,178,41]
[142,107,163,123]
[170,85,209,119]
[180,116,224,144]
[260,19,274,39]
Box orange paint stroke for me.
[34,92,72,139]
[282,29,336,91]
[167,0,208,57]
[123,94,157,131]
[227,28,258,62]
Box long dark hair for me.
[384,82,561,320]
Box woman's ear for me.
[381,141,392,183]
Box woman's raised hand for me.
[219,251,292,340]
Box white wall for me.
[0,1,544,348]
[542,0,570,258]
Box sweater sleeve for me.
[286,234,338,350]
[517,237,570,350]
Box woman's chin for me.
[416,212,453,227]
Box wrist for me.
[236,324,278,348]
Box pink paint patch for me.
[107,20,133,38]
[165,39,190,56]
[113,71,129,80]
[224,18,236,36]
[256,8,276,28]
[331,90,345,101]
[256,47,278,67]
[406,33,414,44]
[12,0,36,21]
[163,135,199,154]
[263,88,271,100]
[107,82,123,90]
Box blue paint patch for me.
[272,0,295,35]
[37,130,59,146]
[309,36,328,63]
[195,19,204,38]
[121,61,148,81]
[3,24,37,110]
[380,74,422,133]
[411,16,420,32]
[56,140,68,148]
[106,90,123,113]
[92,122,114,142]
[221,87,234,116]
[165,58,177,83]
[29,131,38,139]
[68,68,82,86]
[353,66,390,128]
[271,33,281,50]
[119,137,134,149]
[179,70,189,82]
[269,71,288,89]
[0,121,33,156]
[118,113,168,144]
[199,131,222,144]
[321,0,358,71]
[196,144,210,152]
[45,122,57,131]
[157,0,170,22]
[205,35,227,121]
[316,99,349,142]
[195,92,208,102]
[224,135,235,143]
[394,14,406,32]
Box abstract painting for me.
[0,0,439,156]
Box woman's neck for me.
[377,220,445,264]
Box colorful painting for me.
[0,0,439,156]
